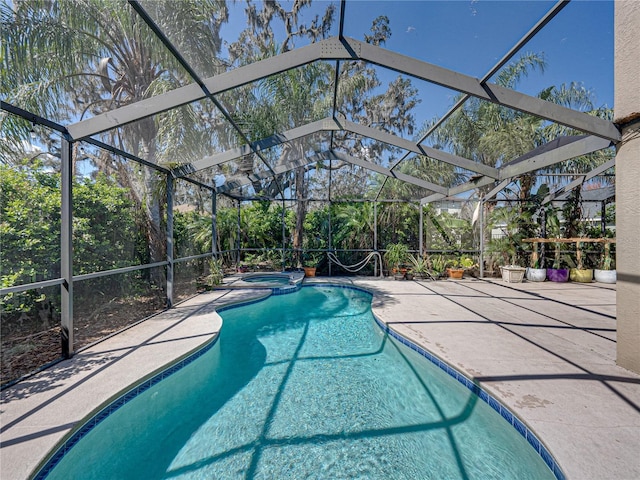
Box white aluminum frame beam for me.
[68,38,352,140]
[499,135,613,180]
[177,118,337,176]
[336,118,499,178]
[330,150,447,194]
[175,116,497,179]
[483,179,515,201]
[349,37,620,142]
[542,158,616,205]
[68,36,620,143]
[217,155,315,194]
[216,149,446,196]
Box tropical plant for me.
[0,163,142,318]
[485,237,514,272]
[1,0,229,280]
[423,204,473,254]
[599,242,615,271]
[449,255,475,269]
[205,257,224,288]
[408,254,426,273]
[302,250,324,268]
[330,202,374,251]
[487,206,527,266]
[383,243,410,273]
[545,207,568,269]
[424,255,444,277]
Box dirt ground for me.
[1,294,167,387]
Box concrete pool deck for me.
[1,276,639,479]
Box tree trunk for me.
[293,167,307,267]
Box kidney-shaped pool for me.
[35,285,559,479]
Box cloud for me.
[406,26,416,33]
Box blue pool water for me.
[243,274,292,285]
[42,286,556,479]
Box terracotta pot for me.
[303,267,316,277]
[447,268,464,279]
[569,268,593,283]
[547,268,569,282]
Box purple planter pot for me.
[547,268,569,282]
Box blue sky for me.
[221,1,614,133]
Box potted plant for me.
[408,254,429,280]
[302,251,323,277]
[384,243,410,279]
[594,241,616,284]
[430,255,447,279]
[568,241,593,283]
[526,256,546,282]
[447,255,474,279]
[201,257,224,289]
[546,243,570,282]
[496,239,526,283]
[544,209,569,282]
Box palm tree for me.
[1,0,228,272]
[331,202,375,252]
[427,53,546,183]
[427,53,612,202]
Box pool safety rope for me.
[327,251,384,278]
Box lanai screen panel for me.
[135,0,230,79]
[256,131,332,172]
[330,162,382,201]
[173,179,213,258]
[1,124,61,285]
[428,97,575,170]
[491,1,614,108]
[378,176,438,202]
[133,0,339,76]
[215,62,337,139]
[334,62,462,148]
[94,97,239,170]
[332,130,408,169]
[207,131,333,199]
[1,0,194,126]
[71,149,167,274]
[221,170,290,201]
[341,1,555,77]
[398,154,465,188]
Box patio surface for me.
[1,276,639,479]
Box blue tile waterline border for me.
[32,282,563,480]
[32,287,286,479]
[31,329,222,479]
[372,313,566,480]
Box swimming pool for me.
[242,273,293,285]
[37,286,558,479]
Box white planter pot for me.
[500,266,526,283]
[526,268,546,282]
[594,269,616,284]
